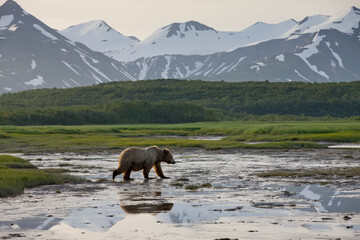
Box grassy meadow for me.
[0,155,83,197]
[0,120,359,153]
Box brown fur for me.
[112,146,175,180]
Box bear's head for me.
[162,148,176,164]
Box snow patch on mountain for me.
[78,52,112,82]
[183,61,204,77]
[296,32,329,79]
[227,57,247,72]
[0,14,13,28]
[3,87,12,91]
[326,42,344,68]
[62,80,71,88]
[136,59,152,80]
[110,63,136,81]
[276,54,285,61]
[62,61,81,76]
[161,56,172,78]
[29,59,36,71]
[33,24,58,40]
[294,69,310,82]
[24,75,45,86]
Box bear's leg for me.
[113,161,131,180]
[123,169,132,180]
[154,163,169,179]
[143,166,154,179]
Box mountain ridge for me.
[0,0,360,94]
[61,5,359,63]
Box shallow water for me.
[328,144,360,149]
[1,149,360,239]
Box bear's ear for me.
[162,148,169,155]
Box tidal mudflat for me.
[0,148,359,239]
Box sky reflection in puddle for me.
[286,184,360,213]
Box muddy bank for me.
[0,149,360,239]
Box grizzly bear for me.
[112,146,176,180]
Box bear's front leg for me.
[123,169,132,180]
[154,163,169,179]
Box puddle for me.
[328,144,360,149]
[1,149,360,239]
[143,135,225,141]
[188,136,225,141]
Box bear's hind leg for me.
[113,161,131,180]
[143,165,154,179]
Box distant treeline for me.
[0,79,359,125]
[0,101,217,125]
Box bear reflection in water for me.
[121,202,174,214]
[119,191,174,215]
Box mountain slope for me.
[0,0,134,94]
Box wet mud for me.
[0,149,360,239]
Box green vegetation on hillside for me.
[0,80,359,125]
[0,155,83,197]
[0,101,217,125]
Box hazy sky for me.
[1,0,359,40]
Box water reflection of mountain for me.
[159,202,244,224]
[64,207,124,232]
[287,184,360,213]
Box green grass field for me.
[0,155,83,197]
[0,120,359,153]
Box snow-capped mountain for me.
[119,6,360,82]
[122,19,299,62]
[62,7,359,64]
[59,20,139,53]
[122,28,360,82]
[61,6,360,83]
[0,0,133,94]
[63,19,300,62]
